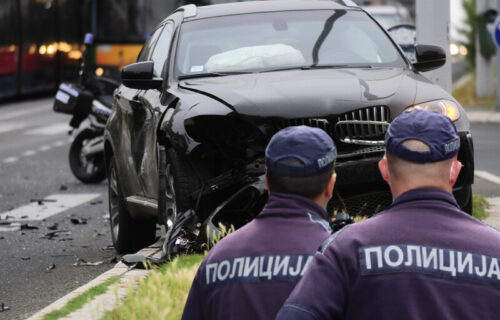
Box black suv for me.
[104,1,474,253]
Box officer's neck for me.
[389,180,453,200]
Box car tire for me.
[162,148,200,224]
[108,157,156,254]
[69,129,106,184]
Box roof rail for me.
[337,0,359,8]
[176,4,197,18]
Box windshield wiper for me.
[178,71,251,80]
[261,64,373,73]
[306,64,374,69]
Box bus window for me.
[19,0,58,94]
[0,0,19,99]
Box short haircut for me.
[386,139,453,182]
[266,157,334,198]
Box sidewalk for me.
[465,106,500,124]
[483,197,500,231]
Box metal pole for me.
[416,0,452,93]
[497,0,500,110]
[477,0,495,98]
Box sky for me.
[450,0,467,42]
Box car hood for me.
[179,68,419,119]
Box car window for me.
[137,25,163,62]
[175,10,406,77]
[150,22,174,77]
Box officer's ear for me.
[326,171,336,199]
[265,174,271,193]
[449,157,462,187]
[378,156,390,184]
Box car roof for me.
[182,0,360,21]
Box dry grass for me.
[101,254,204,320]
[452,74,497,108]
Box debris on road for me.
[21,257,30,261]
[0,303,9,312]
[59,185,68,191]
[73,258,104,266]
[47,223,58,230]
[90,200,102,205]
[45,264,56,273]
[30,198,57,205]
[70,217,87,225]
[0,222,38,231]
[41,230,71,240]
[20,223,38,230]
[101,245,114,251]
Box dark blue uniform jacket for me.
[181,192,332,320]
[276,188,500,320]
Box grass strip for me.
[472,194,489,221]
[101,254,204,320]
[452,74,497,108]
[42,275,121,320]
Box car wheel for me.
[108,157,156,254]
[159,148,201,257]
[163,148,199,226]
[69,129,106,184]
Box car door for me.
[114,24,164,198]
[130,21,176,200]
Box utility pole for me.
[497,0,500,110]
[476,0,496,98]
[416,0,452,93]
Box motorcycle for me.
[53,33,118,184]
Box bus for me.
[0,0,242,100]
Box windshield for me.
[175,10,406,78]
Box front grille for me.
[328,191,392,217]
[275,118,332,134]
[335,106,390,145]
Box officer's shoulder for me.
[317,224,353,253]
[317,214,386,254]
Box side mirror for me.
[121,61,163,90]
[412,44,446,72]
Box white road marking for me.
[24,123,71,136]
[52,140,67,147]
[22,150,36,157]
[0,105,47,121]
[3,157,19,163]
[475,170,500,186]
[39,145,52,152]
[0,193,101,221]
[0,122,26,134]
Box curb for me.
[466,110,500,124]
[26,239,164,320]
[483,197,500,231]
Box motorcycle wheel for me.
[69,129,106,184]
[108,156,156,254]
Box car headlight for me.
[405,99,460,121]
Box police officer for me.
[276,110,500,320]
[181,125,337,320]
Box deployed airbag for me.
[205,44,306,72]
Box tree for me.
[456,0,476,71]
